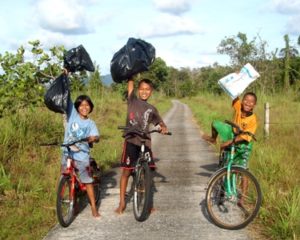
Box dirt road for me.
[44,100,251,240]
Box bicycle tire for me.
[206,167,262,230]
[56,176,76,227]
[133,162,151,222]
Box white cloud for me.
[153,0,192,15]
[271,0,300,14]
[137,14,203,38]
[285,15,300,35]
[26,30,76,50]
[35,0,94,35]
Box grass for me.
[0,87,171,240]
[183,91,300,240]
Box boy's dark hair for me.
[244,92,257,103]
[74,95,94,113]
[138,78,153,89]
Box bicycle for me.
[42,139,101,227]
[118,126,171,222]
[205,120,262,230]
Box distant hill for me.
[102,74,113,86]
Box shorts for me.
[61,155,93,184]
[212,120,234,142]
[223,142,253,168]
[121,141,156,170]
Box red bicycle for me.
[43,139,101,227]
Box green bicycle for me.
[205,120,262,230]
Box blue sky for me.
[0,0,300,75]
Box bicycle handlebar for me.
[118,126,172,138]
[224,120,256,141]
[40,138,88,147]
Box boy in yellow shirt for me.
[202,92,257,167]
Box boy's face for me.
[138,82,152,101]
[78,100,91,118]
[241,94,256,112]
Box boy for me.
[61,69,100,218]
[202,92,257,167]
[115,77,168,214]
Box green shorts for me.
[212,120,234,142]
[213,120,253,168]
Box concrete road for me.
[43,100,251,240]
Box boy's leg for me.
[76,160,100,217]
[202,121,219,144]
[115,169,131,214]
[202,120,232,144]
[86,183,100,217]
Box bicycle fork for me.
[225,147,237,199]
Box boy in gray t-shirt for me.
[115,77,168,214]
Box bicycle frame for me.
[63,157,86,192]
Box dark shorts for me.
[121,141,156,170]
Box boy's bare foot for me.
[92,207,100,218]
[202,134,216,144]
[114,204,126,215]
[92,211,101,218]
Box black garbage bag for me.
[63,45,95,72]
[44,74,70,114]
[110,38,155,83]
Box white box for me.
[218,63,260,99]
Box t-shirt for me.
[232,98,257,142]
[63,100,99,162]
[125,92,163,148]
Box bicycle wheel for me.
[56,176,76,227]
[133,162,151,222]
[206,167,262,230]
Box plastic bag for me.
[63,45,95,72]
[44,74,70,114]
[110,38,155,83]
[218,63,260,99]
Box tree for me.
[217,32,257,67]
[0,40,65,117]
[141,57,168,90]
[88,63,103,96]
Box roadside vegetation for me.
[1,32,300,239]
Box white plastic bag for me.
[218,63,260,99]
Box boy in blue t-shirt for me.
[61,69,100,218]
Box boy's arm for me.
[232,97,239,106]
[128,77,134,97]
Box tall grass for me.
[0,87,171,240]
[183,92,300,240]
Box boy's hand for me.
[159,122,168,134]
[63,68,69,76]
[87,136,99,143]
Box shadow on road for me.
[196,163,219,177]
[98,169,118,208]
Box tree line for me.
[1,33,299,117]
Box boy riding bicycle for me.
[61,68,100,218]
[202,92,257,168]
[115,76,168,214]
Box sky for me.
[0,0,300,75]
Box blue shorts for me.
[61,155,93,184]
